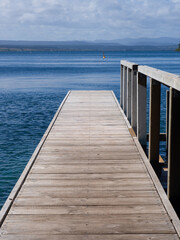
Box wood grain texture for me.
[0,91,179,240]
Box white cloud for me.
[0,0,179,40]
[19,13,36,23]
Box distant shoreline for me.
[0,47,98,52]
[0,38,179,52]
[0,47,177,52]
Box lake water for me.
[0,51,180,209]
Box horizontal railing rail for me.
[138,65,180,91]
[120,60,180,216]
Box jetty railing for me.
[120,60,180,213]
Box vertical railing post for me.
[127,68,131,122]
[123,67,127,115]
[120,64,124,108]
[167,88,180,214]
[166,90,169,153]
[131,64,138,135]
[148,78,161,175]
[137,72,147,151]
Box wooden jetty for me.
[0,62,180,239]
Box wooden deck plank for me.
[18,188,158,198]
[36,152,142,160]
[0,90,179,239]
[1,214,175,234]
[9,205,165,215]
[0,234,179,240]
[31,164,147,174]
[34,160,143,165]
[13,196,161,206]
[26,172,149,179]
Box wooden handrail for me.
[121,60,180,91]
[120,60,180,216]
[120,60,138,70]
[138,65,180,91]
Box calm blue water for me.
[0,51,180,209]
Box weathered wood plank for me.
[9,205,165,215]
[27,172,148,179]
[148,78,161,174]
[31,164,147,174]
[168,88,180,214]
[138,65,180,91]
[0,234,179,240]
[34,160,143,165]
[137,73,147,149]
[13,196,161,206]
[18,188,158,198]
[2,214,175,234]
[36,151,142,160]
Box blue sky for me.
[0,0,179,41]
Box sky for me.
[0,0,180,41]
